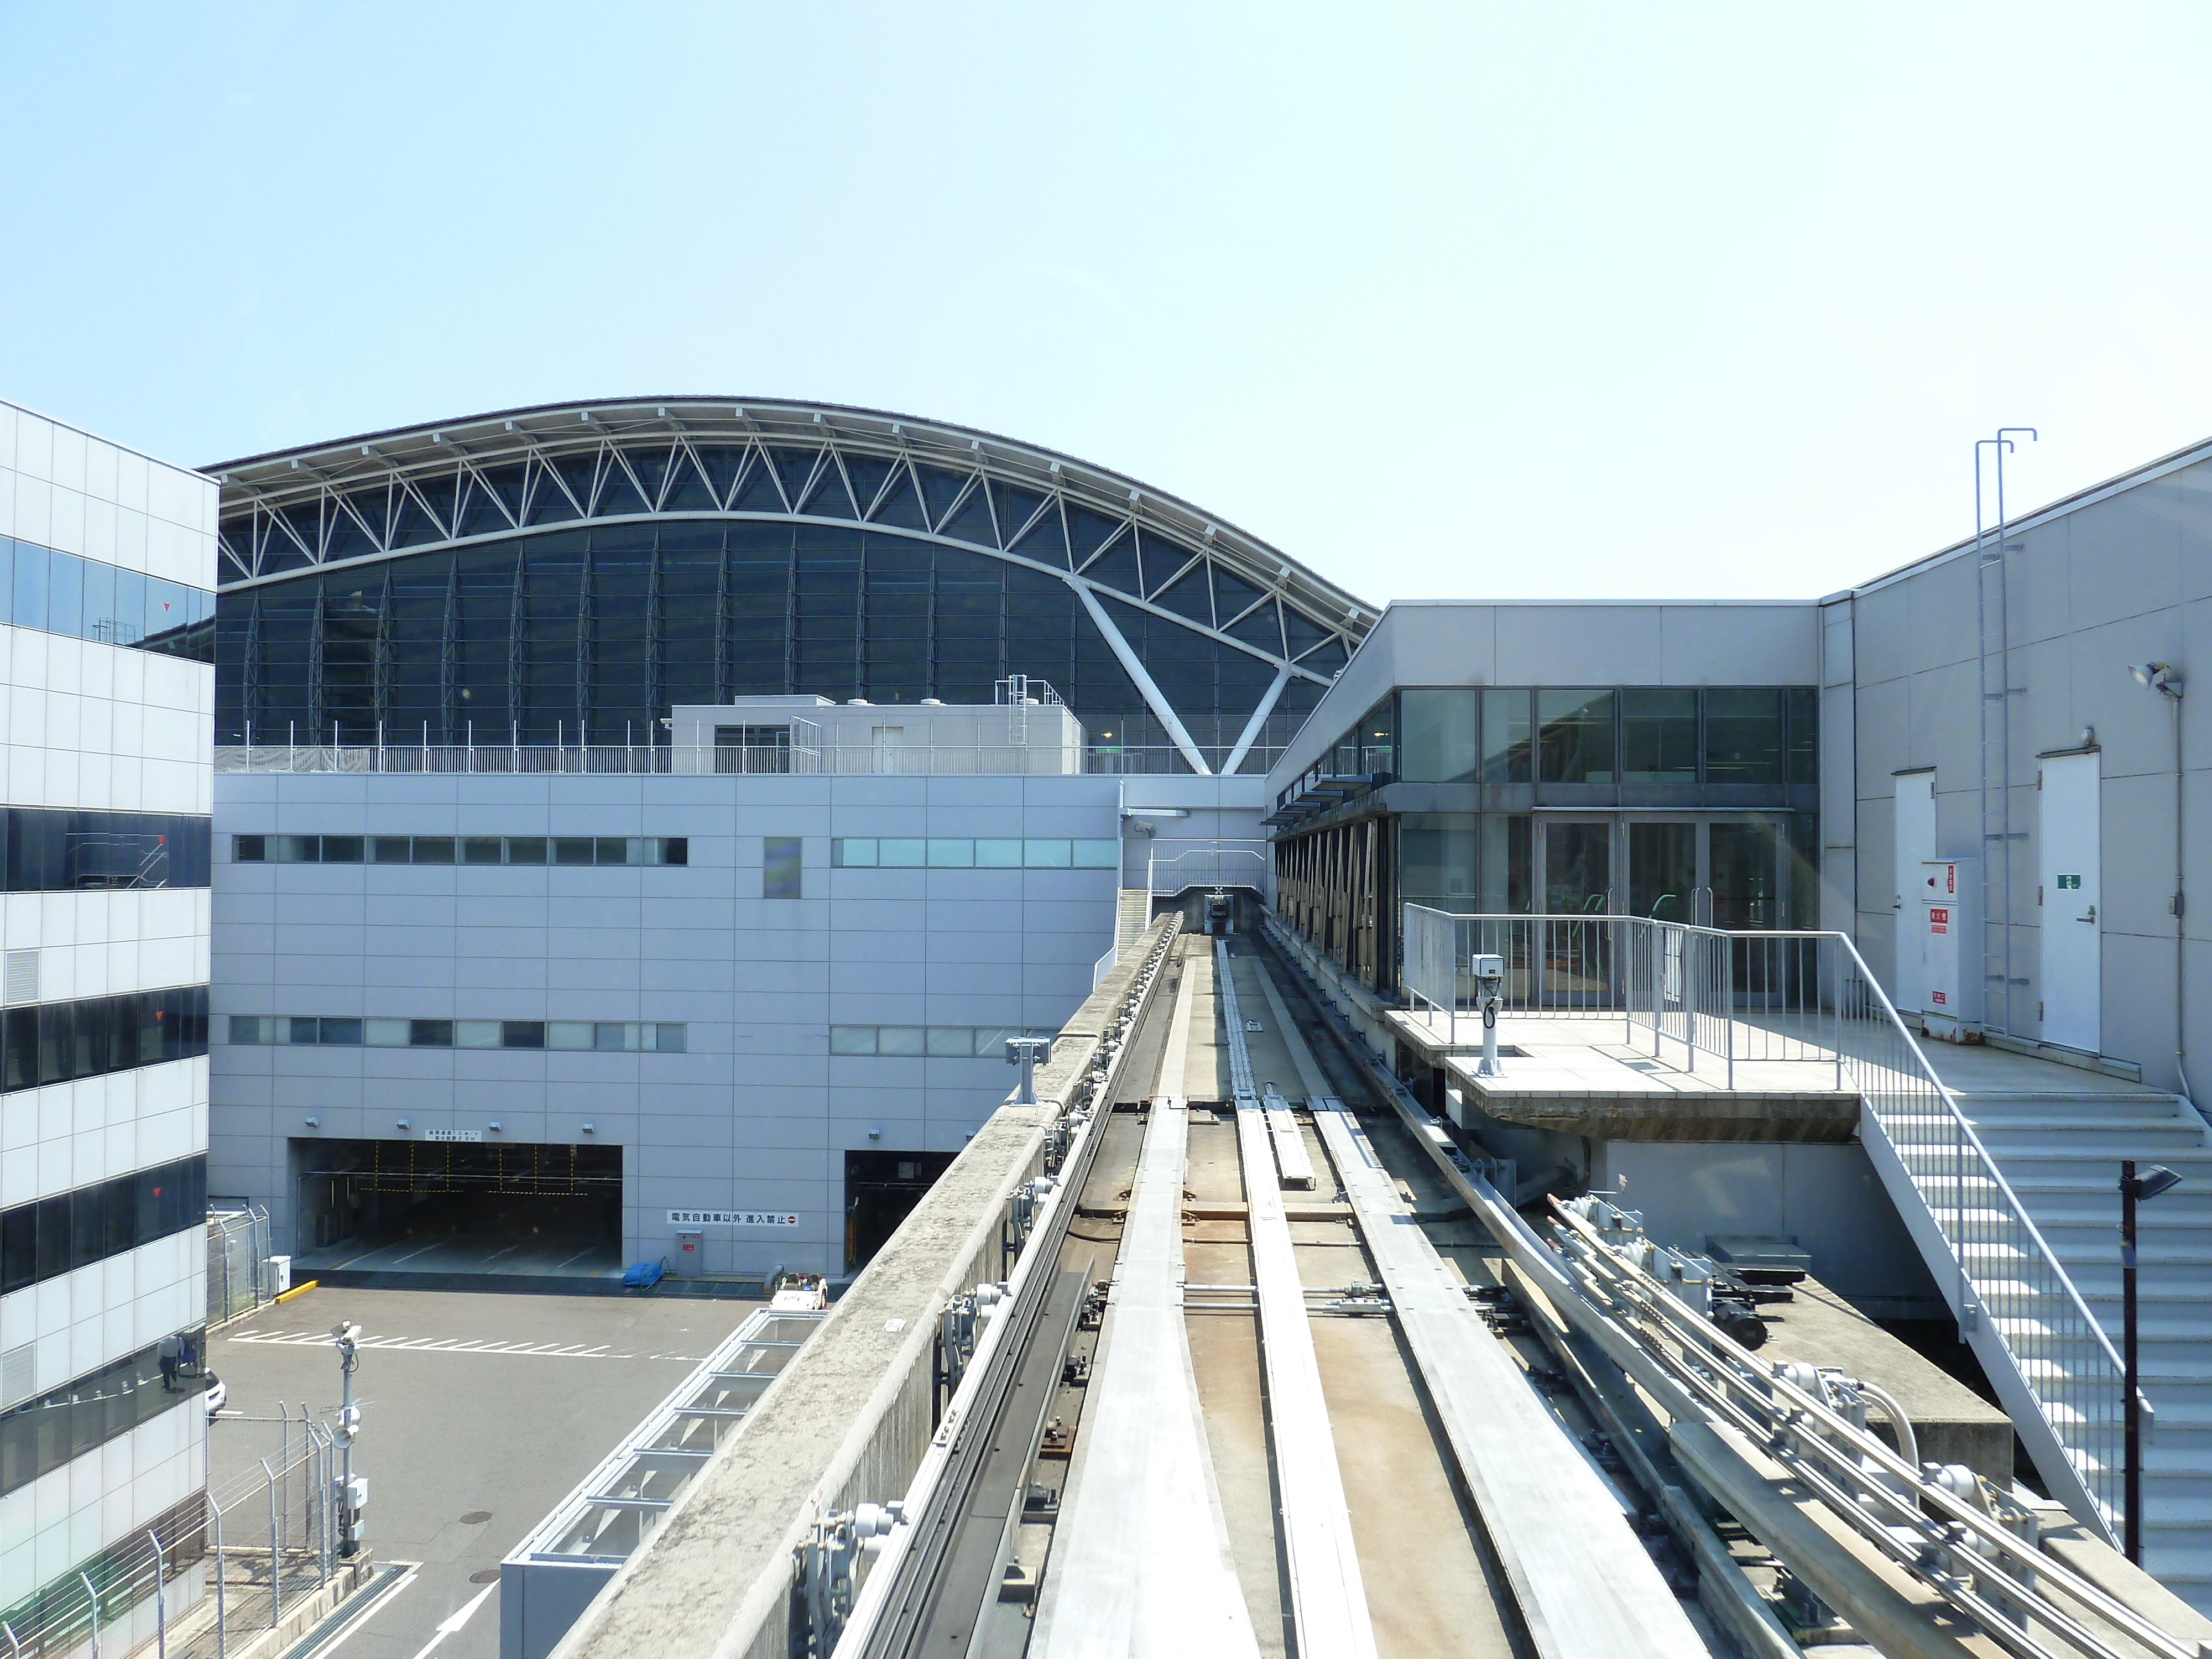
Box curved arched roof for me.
[206,397,1375,688]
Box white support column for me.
[1072,581,1212,775]
[1222,662,1292,777]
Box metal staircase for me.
[1875,1082,2212,1611]
[1114,888,1151,958]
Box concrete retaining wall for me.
[550,916,1180,1659]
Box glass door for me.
[1541,820,1613,914]
[1627,822,1695,921]
[1538,820,1613,1006]
[1709,820,1780,928]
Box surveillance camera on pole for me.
[1470,954,1505,1078]
[332,1322,367,1557]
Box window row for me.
[1,1326,210,1496]
[229,1015,686,1052]
[830,837,1119,869]
[0,1156,207,1296]
[0,534,215,663]
[1,985,211,1093]
[1290,686,1817,797]
[1,808,211,891]
[234,833,687,867]
[830,1025,1058,1058]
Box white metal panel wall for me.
[210,770,1120,1276]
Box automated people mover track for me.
[837,927,1719,1659]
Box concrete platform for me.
[1438,1029,1858,1143]
[1395,1005,2181,1146]
[1754,1276,2015,1482]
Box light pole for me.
[332,1323,364,1558]
[2121,1159,2183,1564]
[2128,661,2188,1102]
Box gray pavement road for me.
[209,1287,753,1659]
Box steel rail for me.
[1261,915,2194,1659]
[1218,941,1379,1659]
[1396,905,2131,1536]
[1551,1206,2191,1659]
[1308,1099,1710,1659]
[832,921,1181,1658]
[1030,955,1260,1656]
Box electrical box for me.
[268,1255,291,1296]
[674,1227,706,1278]
[1919,858,1980,1041]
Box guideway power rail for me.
[822,923,1775,1659]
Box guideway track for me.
[836,922,1181,1659]
[831,926,1726,1659]
[1030,957,1259,1655]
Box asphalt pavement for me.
[208,1286,753,1659]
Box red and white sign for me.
[1928,906,1949,935]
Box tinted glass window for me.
[1481,690,1532,784]
[764,837,803,899]
[1538,690,1615,784]
[1706,688,1785,784]
[1399,690,1478,783]
[1621,689,1698,783]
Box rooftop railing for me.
[216,740,1282,778]
[1400,904,2130,1536]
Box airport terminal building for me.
[203,400,1365,1281]
[3,384,2208,1618]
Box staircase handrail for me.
[1822,926,2130,1381]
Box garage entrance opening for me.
[290,1138,623,1284]
[844,1150,958,1271]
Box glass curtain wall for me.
[1308,684,1819,927]
[1308,685,1816,795]
[218,523,1316,764]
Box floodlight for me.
[2123,1165,2183,1202]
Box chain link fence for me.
[207,1206,274,1328]
[0,1411,342,1659]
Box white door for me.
[2039,752,2102,1053]
[870,724,906,775]
[1893,772,1936,1013]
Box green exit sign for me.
[2056,874,2083,889]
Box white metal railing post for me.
[1725,932,1736,1089]
[211,1490,226,1659]
[79,1572,98,1659]
[149,1529,166,1659]
[264,1459,281,1627]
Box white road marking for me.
[304,1562,418,1659]
[220,1330,689,1359]
[406,1579,497,1659]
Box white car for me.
[203,1374,227,1417]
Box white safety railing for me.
[216,740,1280,778]
[1401,904,2130,1534]
[1146,843,1269,895]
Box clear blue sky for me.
[4,4,2209,605]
